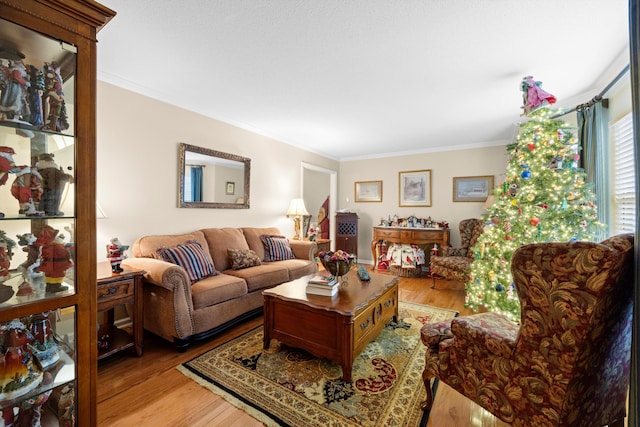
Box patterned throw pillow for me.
[260,235,295,262]
[227,248,262,270]
[157,240,218,283]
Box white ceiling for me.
[96,1,630,161]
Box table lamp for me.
[286,198,309,240]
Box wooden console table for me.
[371,226,450,271]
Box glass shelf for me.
[0,307,76,411]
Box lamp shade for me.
[286,198,309,217]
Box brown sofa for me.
[122,227,317,350]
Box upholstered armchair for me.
[430,218,483,288]
[420,234,634,427]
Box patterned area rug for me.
[178,301,457,427]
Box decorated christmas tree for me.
[465,77,603,321]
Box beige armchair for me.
[421,234,634,426]
[430,218,483,288]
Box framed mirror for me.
[178,142,250,209]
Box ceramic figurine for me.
[27,64,45,127]
[16,232,43,279]
[42,62,69,132]
[11,166,43,216]
[106,237,128,273]
[36,225,72,293]
[35,153,73,216]
[0,50,30,121]
[0,146,22,218]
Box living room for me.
[89,2,637,426]
[0,1,636,426]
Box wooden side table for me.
[314,238,331,256]
[97,261,145,360]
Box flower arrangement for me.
[307,224,317,241]
[318,250,355,278]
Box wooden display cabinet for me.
[0,1,115,425]
[335,212,358,257]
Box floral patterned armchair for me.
[430,218,483,288]
[421,234,634,427]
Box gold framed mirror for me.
[178,143,250,209]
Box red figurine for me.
[106,237,128,273]
[36,225,73,293]
[521,75,557,116]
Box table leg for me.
[263,297,272,349]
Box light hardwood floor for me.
[97,274,510,427]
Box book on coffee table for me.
[306,282,339,296]
[308,275,337,286]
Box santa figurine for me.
[16,232,42,280]
[11,165,43,216]
[106,237,128,273]
[35,152,73,216]
[0,146,21,218]
[0,52,30,122]
[36,225,72,293]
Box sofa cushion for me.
[156,240,218,284]
[242,227,282,260]
[132,231,211,261]
[190,274,248,310]
[264,259,317,280]
[260,235,295,261]
[201,228,249,272]
[227,248,262,270]
[223,264,289,292]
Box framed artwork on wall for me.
[399,170,432,207]
[452,175,494,202]
[226,181,235,195]
[354,180,383,202]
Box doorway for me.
[301,162,337,247]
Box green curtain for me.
[577,101,609,240]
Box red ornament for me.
[530,217,540,226]
[527,143,535,151]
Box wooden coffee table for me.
[263,269,399,381]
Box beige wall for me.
[96,82,509,263]
[338,146,507,263]
[96,81,339,261]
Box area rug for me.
[178,301,458,427]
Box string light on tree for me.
[465,77,603,321]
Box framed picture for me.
[453,175,494,202]
[399,170,432,207]
[354,180,383,202]
[225,181,235,195]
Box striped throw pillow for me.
[260,235,295,262]
[157,240,218,283]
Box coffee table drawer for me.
[353,288,397,352]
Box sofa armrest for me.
[289,239,318,261]
[121,257,196,339]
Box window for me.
[183,165,193,202]
[610,112,636,234]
